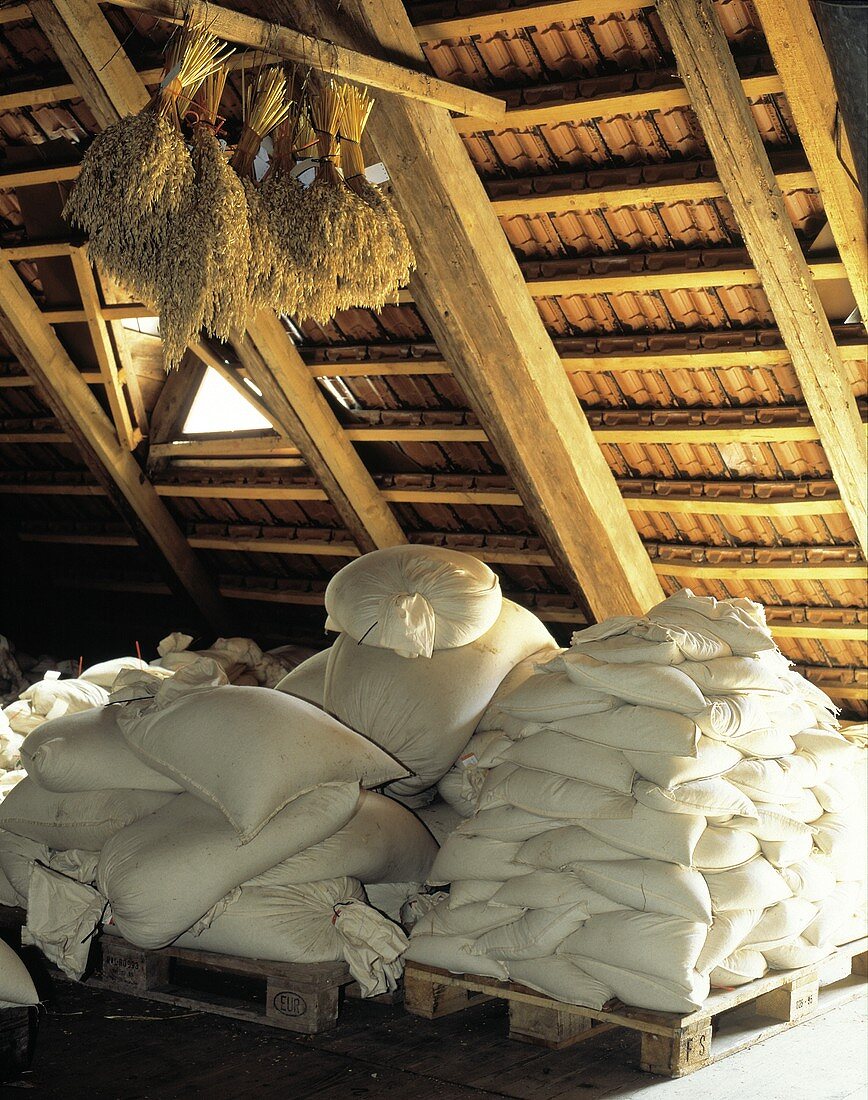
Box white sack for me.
[0,937,38,1008]
[646,590,774,657]
[780,857,837,903]
[743,898,817,951]
[428,834,529,884]
[97,783,361,949]
[274,648,329,708]
[759,834,815,868]
[490,869,620,912]
[246,791,438,887]
[802,883,864,948]
[516,827,636,868]
[508,956,612,1009]
[479,764,634,820]
[703,857,791,912]
[324,600,556,795]
[559,910,707,983]
[458,806,580,844]
[176,879,408,997]
[22,863,106,980]
[763,938,832,970]
[0,864,19,907]
[572,860,712,923]
[679,656,788,695]
[499,733,636,794]
[696,910,761,974]
[551,653,706,715]
[406,934,509,980]
[623,739,740,789]
[0,779,175,851]
[521,706,701,757]
[21,708,182,794]
[80,658,150,689]
[481,663,613,726]
[19,676,108,718]
[324,546,503,659]
[0,831,48,904]
[559,954,709,1013]
[635,778,756,818]
[714,806,815,843]
[471,904,589,961]
[118,684,404,843]
[579,805,706,866]
[413,900,525,938]
[693,826,761,872]
[709,948,767,987]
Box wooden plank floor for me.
[4,974,865,1098]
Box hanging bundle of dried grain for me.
[232,65,297,317]
[62,17,216,304]
[337,84,415,311]
[297,79,367,323]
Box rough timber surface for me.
[405,936,868,1077]
[88,936,373,1036]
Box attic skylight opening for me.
[181,367,273,435]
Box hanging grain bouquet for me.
[297,79,369,323]
[337,83,415,311]
[230,65,297,318]
[64,15,231,311]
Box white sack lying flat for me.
[481,663,613,726]
[709,947,767,987]
[97,783,362,949]
[19,677,108,718]
[550,653,707,715]
[470,904,589,961]
[479,764,634,821]
[80,658,149,689]
[428,834,529,884]
[510,706,701,757]
[324,545,503,659]
[246,791,439,887]
[623,739,740,789]
[0,779,175,851]
[516,826,634,868]
[406,934,509,980]
[489,869,619,911]
[324,601,556,795]
[457,805,579,844]
[118,684,405,843]
[21,707,182,794]
[696,909,761,974]
[692,825,761,872]
[0,937,38,1008]
[274,648,329,708]
[703,857,792,912]
[635,777,756,818]
[508,956,612,1009]
[0,830,48,904]
[580,805,706,867]
[558,953,710,1014]
[413,900,525,939]
[559,910,707,983]
[571,860,712,924]
[175,878,409,997]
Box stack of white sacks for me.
[0,661,435,994]
[0,548,555,997]
[409,589,867,1013]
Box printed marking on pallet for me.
[405,936,867,1076]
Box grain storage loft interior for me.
[0,0,865,1097]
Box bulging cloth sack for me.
[0,830,48,904]
[557,953,710,1014]
[97,783,362,949]
[21,707,182,794]
[246,790,438,888]
[323,600,556,795]
[646,589,775,657]
[0,779,175,851]
[22,862,107,980]
[18,675,108,719]
[80,657,150,689]
[324,545,503,659]
[559,910,707,984]
[117,682,405,843]
[478,764,635,821]
[274,648,329,708]
[0,937,38,1008]
[175,878,408,997]
[546,653,707,716]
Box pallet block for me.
[405,936,868,1078]
[93,937,360,1035]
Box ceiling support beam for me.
[106,0,504,121]
[0,255,228,631]
[752,0,867,322]
[656,0,868,558]
[289,0,664,619]
[237,315,406,554]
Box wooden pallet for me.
[405,935,868,1077]
[89,936,397,1035]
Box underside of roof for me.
[0,0,864,714]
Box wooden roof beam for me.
[287,0,664,619]
[236,316,406,554]
[0,255,228,631]
[656,0,868,557]
[106,0,504,120]
[752,0,867,321]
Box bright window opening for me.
[182,367,273,434]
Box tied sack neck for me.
[378,592,437,659]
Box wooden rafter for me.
[237,316,406,554]
[752,0,867,322]
[0,254,227,631]
[287,0,664,619]
[656,0,868,557]
[106,0,504,120]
